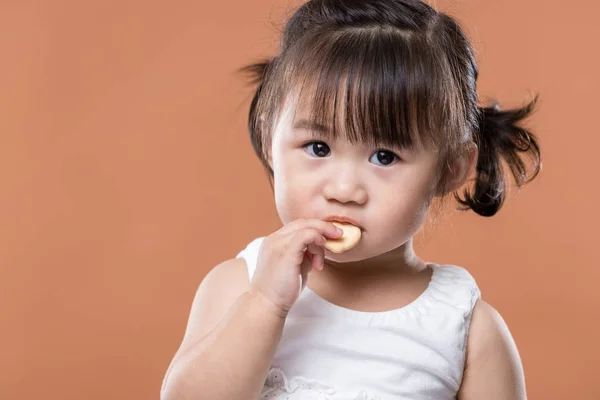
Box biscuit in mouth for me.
[325,221,362,253]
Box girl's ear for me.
[439,142,478,195]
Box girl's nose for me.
[322,172,368,205]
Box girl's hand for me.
[249,219,343,318]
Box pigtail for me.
[239,60,270,85]
[456,95,542,217]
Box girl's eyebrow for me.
[292,119,331,138]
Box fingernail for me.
[336,227,343,235]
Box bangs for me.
[276,26,462,152]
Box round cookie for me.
[325,222,361,253]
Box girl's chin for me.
[324,246,367,263]
[324,237,405,264]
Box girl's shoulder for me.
[431,263,480,289]
[423,263,481,315]
[173,257,250,359]
[235,236,265,281]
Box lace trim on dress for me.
[261,368,382,400]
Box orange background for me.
[1,1,598,399]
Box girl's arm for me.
[458,300,528,400]
[160,258,285,400]
[161,219,339,399]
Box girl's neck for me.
[312,239,427,287]
[321,238,428,282]
[307,238,433,312]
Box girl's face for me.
[269,99,442,263]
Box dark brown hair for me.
[239,0,541,217]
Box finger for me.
[279,218,343,239]
[286,229,326,265]
[306,242,325,271]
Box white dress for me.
[236,237,481,400]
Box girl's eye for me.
[304,141,331,157]
[369,150,399,167]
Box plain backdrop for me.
[0,0,598,399]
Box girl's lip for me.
[323,215,364,231]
